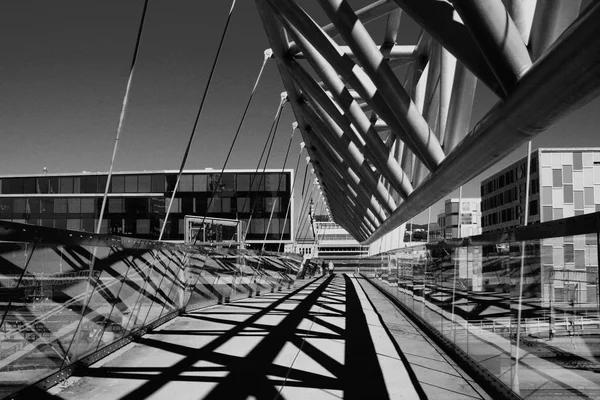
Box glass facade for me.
[365,211,600,399]
[0,220,301,398]
[0,171,292,248]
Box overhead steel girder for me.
[318,0,447,170]
[305,137,385,227]
[451,0,532,94]
[294,44,415,60]
[299,100,397,214]
[443,61,477,153]
[529,0,582,61]
[362,1,600,244]
[383,8,402,44]
[311,153,382,230]
[269,1,443,172]
[391,0,503,98]
[313,174,373,238]
[283,50,414,198]
[290,0,398,54]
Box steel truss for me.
[256,0,600,245]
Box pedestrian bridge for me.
[1,212,600,400]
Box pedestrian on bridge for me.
[328,261,335,276]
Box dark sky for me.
[0,1,598,233]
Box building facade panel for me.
[0,170,293,249]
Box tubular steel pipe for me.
[506,0,537,44]
[309,149,385,228]
[284,50,414,198]
[269,0,442,171]
[299,99,398,214]
[316,177,373,238]
[439,46,456,147]
[319,0,446,169]
[384,9,402,44]
[301,118,387,225]
[451,0,532,95]
[443,61,477,152]
[529,0,582,61]
[294,44,415,60]
[391,0,503,97]
[361,1,600,244]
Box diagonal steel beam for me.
[318,0,446,170]
[451,0,532,94]
[299,100,397,214]
[306,140,385,228]
[391,0,503,97]
[294,44,416,60]
[269,1,442,171]
[362,1,600,244]
[283,51,414,198]
[529,0,582,61]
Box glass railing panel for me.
[511,234,600,399]
[95,248,134,351]
[0,242,37,398]
[0,243,92,393]
[120,250,158,334]
[65,245,113,362]
[128,249,168,332]
[141,249,178,326]
[158,249,187,317]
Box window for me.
[237,198,250,213]
[137,219,150,234]
[109,198,123,213]
[237,174,250,191]
[81,198,96,214]
[182,197,194,213]
[13,199,26,216]
[564,185,573,203]
[81,219,95,232]
[28,198,40,214]
[265,197,281,212]
[573,152,583,170]
[151,174,165,192]
[193,175,207,191]
[574,191,584,209]
[112,176,125,193]
[552,169,562,187]
[125,175,137,193]
[564,244,575,264]
[125,198,148,214]
[23,178,35,194]
[563,165,573,184]
[40,199,54,215]
[585,187,594,206]
[67,219,81,231]
[82,176,97,193]
[54,198,67,214]
[67,198,81,214]
[179,175,193,192]
[138,175,151,192]
[542,206,552,222]
[150,197,165,214]
[60,177,74,193]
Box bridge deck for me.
[47,275,490,400]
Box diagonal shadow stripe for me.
[202,277,334,399]
[115,277,329,400]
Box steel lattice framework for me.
[256,0,600,244]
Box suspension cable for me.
[159,0,237,241]
[261,123,297,252]
[277,141,305,252]
[242,97,286,241]
[189,50,272,246]
[295,172,316,240]
[96,0,149,234]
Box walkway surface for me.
[45,275,491,400]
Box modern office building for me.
[312,216,369,261]
[481,148,600,307]
[437,198,482,239]
[0,169,293,250]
